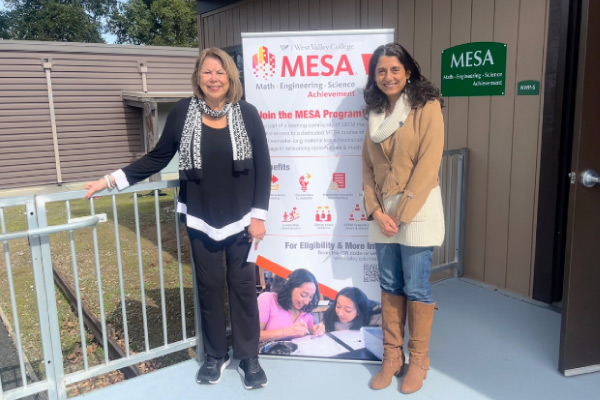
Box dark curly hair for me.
[364,42,443,115]
[323,287,371,332]
[276,269,320,313]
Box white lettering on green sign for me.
[450,50,495,68]
[517,80,540,95]
[442,42,507,97]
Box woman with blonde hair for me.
[85,48,271,390]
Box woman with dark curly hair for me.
[322,287,371,332]
[258,269,325,341]
[362,43,445,394]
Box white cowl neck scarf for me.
[368,93,412,143]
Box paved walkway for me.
[75,278,600,400]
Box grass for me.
[0,190,198,396]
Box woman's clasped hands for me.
[373,209,400,237]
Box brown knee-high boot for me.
[370,292,406,390]
[401,300,435,394]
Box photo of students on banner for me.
[257,269,384,360]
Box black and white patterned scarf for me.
[178,97,253,180]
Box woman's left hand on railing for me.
[84,177,109,199]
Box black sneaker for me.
[196,353,230,384]
[238,356,268,389]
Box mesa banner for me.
[242,29,393,361]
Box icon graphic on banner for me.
[299,173,311,192]
[252,46,276,80]
[349,204,367,221]
[330,173,346,191]
[280,45,290,51]
[271,175,280,191]
[282,207,300,222]
[315,206,332,222]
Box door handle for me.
[581,169,600,188]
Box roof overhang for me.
[121,91,192,108]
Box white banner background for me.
[243,30,394,301]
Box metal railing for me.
[434,148,469,277]
[0,148,467,400]
[0,181,199,400]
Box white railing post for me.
[30,199,65,400]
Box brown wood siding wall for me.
[0,43,198,190]
[0,54,55,187]
[199,0,550,297]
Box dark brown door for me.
[559,0,600,376]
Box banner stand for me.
[242,29,394,362]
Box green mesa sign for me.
[441,42,507,97]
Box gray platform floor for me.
[76,278,600,400]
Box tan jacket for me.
[362,99,444,225]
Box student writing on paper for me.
[258,269,325,341]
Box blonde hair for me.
[191,48,243,103]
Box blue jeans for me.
[375,243,434,303]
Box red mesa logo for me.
[252,46,276,80]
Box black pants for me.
[187,227,259,360]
